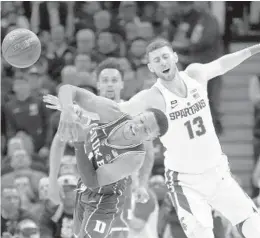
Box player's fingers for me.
[46,105,59,110]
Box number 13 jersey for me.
[153,72,226,174]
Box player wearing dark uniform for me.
[48,82,169,238]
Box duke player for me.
[52,83,168,238]
[55,39,260,237]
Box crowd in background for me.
[1,1,259,238]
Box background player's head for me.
[95,58,124,102]
[125,108,168,141]
[146,38,178,81]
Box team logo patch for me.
[105,154,111,161]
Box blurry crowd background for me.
[1,1,260,238]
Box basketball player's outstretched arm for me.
[185,44,260,82]
[58,84,122,123]
[48,133,66,204]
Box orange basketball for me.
[2,28,41,68]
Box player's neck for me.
[160,70,187,98]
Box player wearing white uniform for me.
[48,39,260,238]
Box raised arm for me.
[58,84,122,123]
[119,89,150,116]
[185,44,260,83]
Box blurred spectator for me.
[118,57,140,100]
[1,2,29,31]
[16,219,41,238]
[128,38,148,70]
[94,10,112,34]
[30,2,69,33]
[96,32,121,61]
[125,22,139,45]
[249,74,260,197]
[47,25,74,82]
[74,54,93,73]
[172,1,224,135]
[118,1,140,27]
[75,29,100,64]
[40,175,77,238]
[137,22,155,41]
[59,155,79,178]
[1,185,34,236]
[74,1,101,32]
[26,67,57,98]
[140,2,158,23]
[4,78,50,154]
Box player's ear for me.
[97,82,101,91]
[147,63,154,73]
[173,52,178,63]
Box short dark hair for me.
[146,38,173,59]
[95,58,124,80]
[147,108,168,137]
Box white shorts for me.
[165,162,258,233]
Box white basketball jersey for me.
[154,72,227,173]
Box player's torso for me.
[153,72,225,173]
[86,114,143,194]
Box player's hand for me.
[43,94,61,111]
[133,187,149,203]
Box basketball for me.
[2,28,41,68]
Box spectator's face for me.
[13,79,31,101]
[7,137,24,157]
[14,176,33,198]
[94,11,111,31]
[84,2,101,15]
[75,54,92,72]
[1,188,20,212]
[97,69,123,101]
[137,24,154,41]
[38,178,49,200]
[125,23,138,41]
[60,164,78,177]
[130,40,147,58]
[120,4,137,22]
[51,26,65,45]
[148,46,178,81]
[97,32,116,54]
[18,220,40,238]
[77,33,95,54]
[11,150,31,170]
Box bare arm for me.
[138,141,155,187]
[185,44,260,82]
[49,133,66,181]
[58,84,121,123]
[74,142,145,188]
[119,89,152,116]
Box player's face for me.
[148,46,178,81]
[97,68,124,101]
[125,112,160,141]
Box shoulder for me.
[184,63,208,85]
